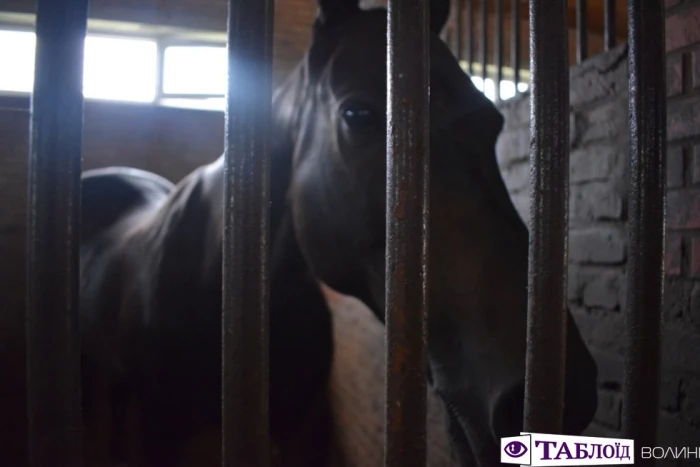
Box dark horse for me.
[80,161,334,465]
[79,1,599,466]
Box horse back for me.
[81,166,175,244]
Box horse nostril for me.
[490,384,525,440]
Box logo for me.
[504,440,529,458]
[501,433,634,466]
[501,435,532,465]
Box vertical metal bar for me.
[468,0,475,74]
[25,0,89,465]
[512,0,520,93]
[576,0,588,63]
[495,0,503,101]
[481,0,488,84]
[522,0,569,434]
[385,0,430,465]
[155,43,165,103]
[455,0,464,61]
[622,1,666,464]
[221,0,273,463]
[604,0,616,51]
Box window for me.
[0,30,36,93]
[471,76,529,101]
[83,36,158,102]
[162,46,227,96]
[0,29,157,102]
[0,27,528,109]
[159,45,227,111]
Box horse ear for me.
[306,0,360,84]
[430,0,450,34]
[316,0,360,25]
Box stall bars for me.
[449,0,621,102]
[24,0,665,466]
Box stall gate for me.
[23,0,665,466]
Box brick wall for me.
[495,1,700,462]
[661,0,700,456]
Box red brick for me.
[667,53,684,96]
[667,98,700,141]
[692,237,700,276]
[666,233,683,276]
[667,189,700,230]
[666,9,700,52]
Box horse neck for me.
[144,62,305,293]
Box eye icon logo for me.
[500,435,532,465]
[504,441,528,458]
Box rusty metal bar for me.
[385,0,430,464]
[576,0,588,63]
[25,0,89,466]
[481,0,488,83]
[495,0,503,101]
[522,0,570,434]
[468,0,475,74]
[455,0,464,61]
[512,0,520,92]
[621,0,666,463]
[221,0,273,464]
[604,0,616,51]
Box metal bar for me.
[481,0,488,84]
[604,0,616,51]
[455,0,464,61]
[155,43,165,100]
[495,0,503,101]
[622,1,666,464]
[25,0,89,465]
[522,0,570,434]
[576,0,588,63]
[512,0,520,92]
[384,0,430,464]
[468,0,475,74]
[221,0,273,463]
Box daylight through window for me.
[0,27,528,109]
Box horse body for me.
[80,156,333,466]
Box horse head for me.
[273,1,599,464]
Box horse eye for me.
[340,102,379,130]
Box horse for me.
[79,0,599,465]
[79,164,334,465]
[277,0,599,465]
